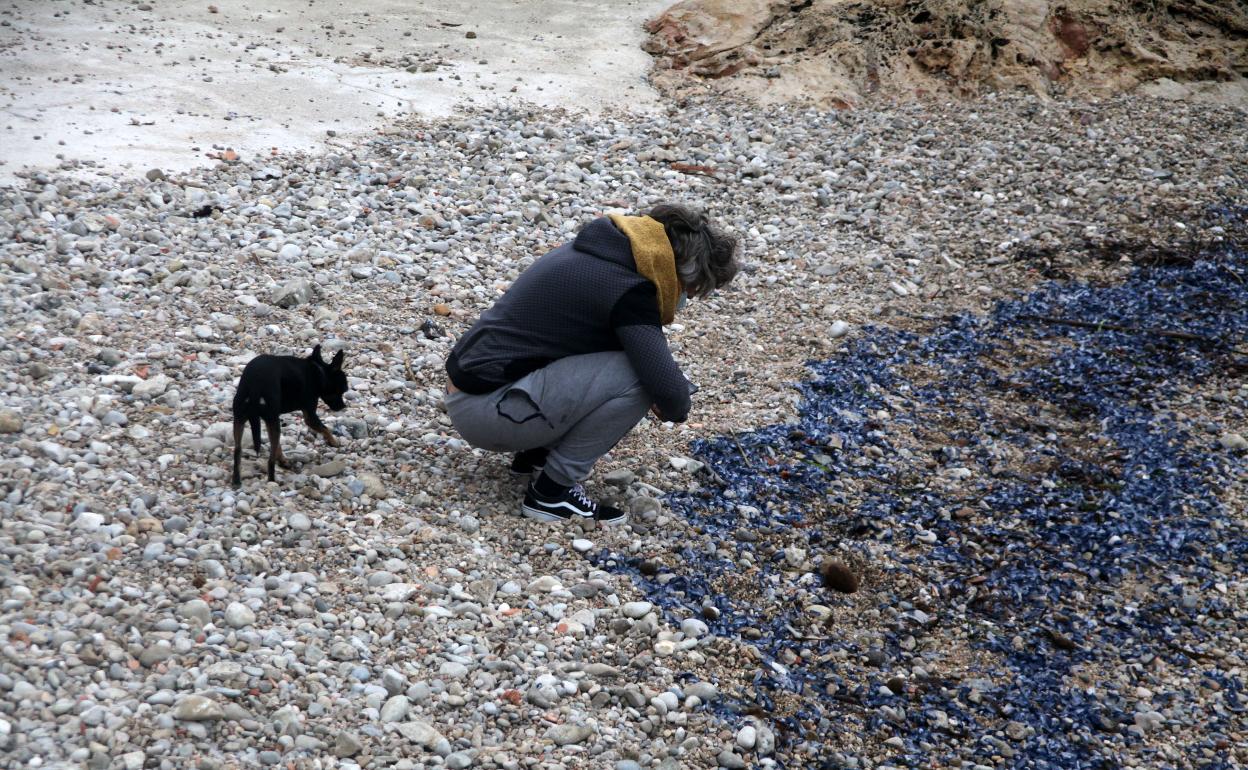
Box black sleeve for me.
[609,283,692,422]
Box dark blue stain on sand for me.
[592,207,1248,769]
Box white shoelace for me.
[569,484,597,512]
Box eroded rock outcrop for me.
[644,0,1248,106]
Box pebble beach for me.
[2,74,1247,770]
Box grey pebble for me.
[546,723,595,746]
[174,694,223,721]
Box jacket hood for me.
[572,217,638,271]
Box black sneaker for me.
[509,447,549,477]
[521,482,628,526]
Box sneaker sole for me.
[520,503,569,522]
[520,503,630,526]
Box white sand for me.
[0,0,671,184]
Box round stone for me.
[224,602,256,628]
[681,618,709,638]
[736,724,757,750]
[174,694,223,721]
[622,601,653,619]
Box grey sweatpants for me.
[444,352,653,486]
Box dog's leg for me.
[270,418,293,469]
[303,409,340,447]
[232,418,245,487]
[265,418,282,481]
[250,415,262,454]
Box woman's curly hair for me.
[649,203,740,298]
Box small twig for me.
[828,693,869,712]
[669,162,720,180]
[1016,314,1248,356]
[729,428,753,468]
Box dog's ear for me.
[310,344,324,363]
[330,350,345,371]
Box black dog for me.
[231,345,348,487]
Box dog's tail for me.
[249,415,262,451]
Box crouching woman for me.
[444,203,739,525]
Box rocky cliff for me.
[643,0,1248,105]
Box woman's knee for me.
[446,396,503,450]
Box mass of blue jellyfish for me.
[594,206,1247,769]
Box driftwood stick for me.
[1016,314,1248,355]
[729,428,754,468]
[669,162,721,180]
